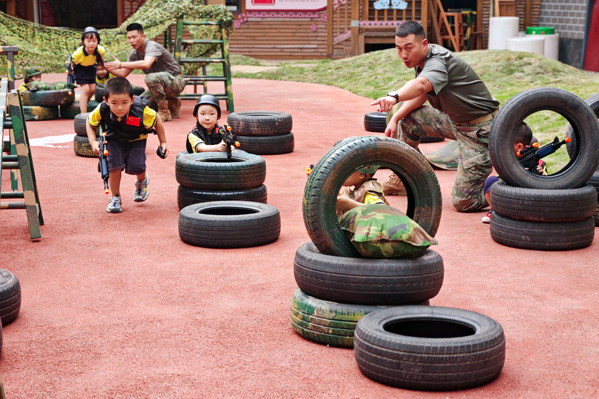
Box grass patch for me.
[224,49,599,170]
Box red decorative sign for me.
[252,0,275,4]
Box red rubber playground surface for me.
[1,74,598,398]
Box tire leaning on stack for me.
[489,88,599,250]
[227,111,294,155]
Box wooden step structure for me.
[169,19,234,112]
[0,72,44,240]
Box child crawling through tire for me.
[336,165,437,258]
[18,67,69,94]
[186,94,233,154]
[482,122,547,223]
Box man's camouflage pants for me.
[142,72,185,120]
[395,104,493,212]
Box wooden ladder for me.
[1,77,44,240]
[170,19,234,112]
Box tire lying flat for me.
[228,111,292,136]
[490,181,597,222]
[0,269,21,326]
[22,105,59,121]
[177,184,267,209]
[490,212,595,251]
[303,136,442,257]
[234,133,294,155]
[73,134,95,158]
[178,201,280,248]
[354,306,505,391]
[21,89,75,107]
[294,242,444,305]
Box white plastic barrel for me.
[506,36,545,56]
[488,17,520,50]
[540,34,559,60]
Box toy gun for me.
[517,136,571,171]
[306,164,314,176]
[218,124,240,159]
[65,52,75,96]
[98,129,110,194]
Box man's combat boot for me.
[157,100,171,122]
[382,173,407,196]
[168,97,181,119]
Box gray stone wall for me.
[538,0,588,67]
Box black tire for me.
[588,171,599,226]
[364,112,387,133]
[177,184,267,209]
[354,306,505,391]
[303,136,442,257]
[228,111,292,136]
[60,100,100,119]
[178,201,281,248]
[74,112,96,136]
[294,242,444,305]
[290,288,429,348]
[566,93,599,159]
[22,105,59,121]
[489,87,599,189]
[490,213,595,250]
[235,133,294,155]
[73,134,95,158]
[490,181,597,222]
[175,151,266,190]
[0,269,21,326]
[21,89,75,106]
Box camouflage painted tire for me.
[490,181,597,222]
[74,112,97,136]
[364,112,386,133]
[21,89,75,106]
[228,111,292,136]
[0,269,21,326]
[73,134,95,158]
[490,213,595,250]
[60,100,100,119]
[177,184,267,209]
[22,105,59,121]
[290,288,429,348]
[178,201,280,248]
[303,136,442,257]
[234,133,294,155]
[588,171,599,226]
[175,150,266,190]
[354,306,505,391]
[490,88,599,189]
[294,242,443,305]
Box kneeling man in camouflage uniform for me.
[105,23,185,122]
[372,21,499,212]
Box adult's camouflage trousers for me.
[395,104,493,212]
[142,72,185,105]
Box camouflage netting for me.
[0,0,233,79]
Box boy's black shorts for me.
[107,139,147,175]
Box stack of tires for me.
[296,135,506,391]
[59,99,99,119]
[489,88,599,250]
[293,136,444,348]
[73,112,97,158]
[0,269,23,356]
[227,111,294,155]
[21,89,74,121]
[176,151,281,248]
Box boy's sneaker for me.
[481,210,493,224]
[106,195,122,213]
[134,174,149,202]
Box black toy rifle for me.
[517,136,571,171]
[66,52,75,96]
[98,128,110,194]
[218,124,240,158]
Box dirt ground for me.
[0,74,597,398]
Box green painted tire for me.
[60,100,100,119]
[303,136,442,257]
[22,105,59,121]
[21,89,74,106]
[290,288,429,348]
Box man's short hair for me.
[514,122,533,146]
[104,77,134,99]
[396,21,426,39]
[126,23,144,33]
